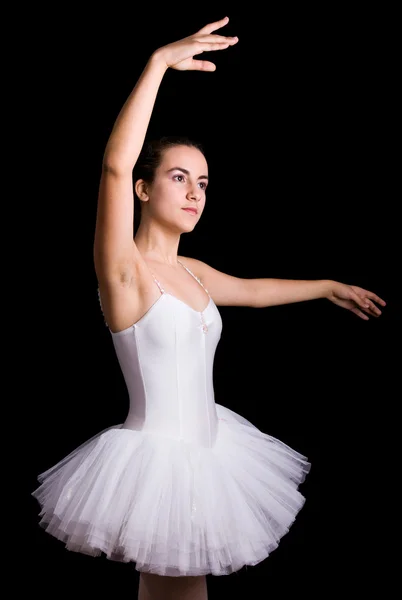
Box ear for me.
[134,179,149,202]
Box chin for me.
[166,220,197,235]
[179,223,197,234]
[176,215,200,233]
[163,211,200,234]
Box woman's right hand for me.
[153,16,238,72]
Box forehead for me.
[160,145,208,174]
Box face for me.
[140,145,208,233]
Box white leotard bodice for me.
[98,261,223,448]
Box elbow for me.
[102,156,133,177]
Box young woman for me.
[32,17,385,600]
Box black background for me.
[26,7,399,598]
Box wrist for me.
[149,49,170,74]
[321,279,334,299]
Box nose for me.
[187,188,201,202]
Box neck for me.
[134,220,181,266]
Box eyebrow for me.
[166,167,208,181]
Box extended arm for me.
[180,257,386,321]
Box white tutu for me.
[32,403,310,577]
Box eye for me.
[173,175,185,183]
[198,182,207,190]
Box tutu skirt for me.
[32,404,310,577]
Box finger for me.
[365,300,382,317]
[351,307,369,320]
[189,59,217,72]
[366,292,387,307]
[194,34,238,44]
[353,293,372,312]
[193,41,233,54]
[198,16,230,35]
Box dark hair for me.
[133,136,206,229]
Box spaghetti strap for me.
[97,272,164,328]
[178,260,211,297]
[149,273,165,295]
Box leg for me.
[138,572,208,600]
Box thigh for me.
[138,572,207,600]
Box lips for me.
[182,208,198,215]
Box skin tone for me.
[134,145,208,258]
[93,16,386,598]
[138,573,208,600]
[94,16,385,337]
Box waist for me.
[121,400,219,448]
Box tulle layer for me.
[32,404,310,577]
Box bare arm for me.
[93,55,168,282]
[180,257,386,321]
[102,57,168,175]
[242,277,332,307]
[93,16,238,284]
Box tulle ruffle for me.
[32,403,310,577]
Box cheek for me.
[150,192,182,219]
[153,182,181,202]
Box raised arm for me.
[93,16,238,285]
[93,55,168,283]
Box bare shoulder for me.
[177,256,208,279]
[178,256,256,307]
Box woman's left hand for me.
[327,281,386,320]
